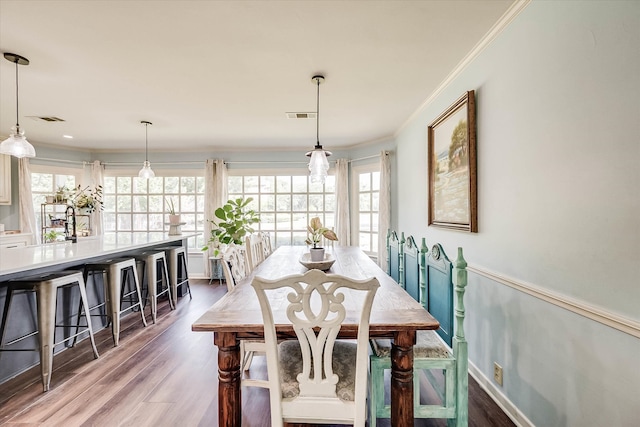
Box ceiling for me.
[0,0,515,153]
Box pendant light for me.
[0,53,36,158]
[306,75,331,184]
[138,120,155,179]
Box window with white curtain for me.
[352,164,380,256]
[102,170,205,250]
[227,170,335,247]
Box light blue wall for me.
[395,2,639,426]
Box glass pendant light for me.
[138,120,155,179]
[306,75,331,184]
[0,53,36,158]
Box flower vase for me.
[169,214,181,225]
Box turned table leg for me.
[215,332,241,427]
[391,330,416,426]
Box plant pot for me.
[45,196,55,204]
[310,247,325,262]
[169,214,181,225]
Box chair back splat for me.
[402,235,420,302]
[386,230,400,282]
[245,233,265,271]
[252,269,379,427]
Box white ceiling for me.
[0,0,515,153]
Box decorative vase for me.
[169,214,181,225]
[310,247,325,262]
[46,195,55,204]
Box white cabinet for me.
[0,233,33,249]
[0,154,10,205]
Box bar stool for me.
[0,271,100,392]
[134,251,174,323]
[157,246,192,303]
[82,257,147,346]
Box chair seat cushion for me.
[370,330,451,358]
[278,340,357,401]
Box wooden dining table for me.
[192,245,440,426]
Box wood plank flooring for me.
[0,280,515,427]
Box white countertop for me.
[0,233,196,279]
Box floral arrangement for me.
[305,217,338,248]
[71,185,103,213]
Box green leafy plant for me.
[43,229,62,243]
[165,197,177,215]
[55,185,71,203]
[202,197,260,253]
[71,185,103,213]
[305,216,338,248]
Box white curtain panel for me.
[377,151,391,271]
[90,160,105,236]
[334,158,350,246]
[18,158,39,243]
[203,159,228,278]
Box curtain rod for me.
[350,151,390,163]
[34,154,387,166]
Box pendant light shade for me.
[0,53,36,158]
[138,121,155,179]
[306,75,331,184]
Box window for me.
[227,171,335,247]
[353,165,380,256]
[30,165,83,238]
[102,171,205,250]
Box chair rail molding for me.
[467,264,640,339]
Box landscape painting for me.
[427,90,477,232]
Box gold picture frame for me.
[427,90,477,232]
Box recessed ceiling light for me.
[63,135,73,139]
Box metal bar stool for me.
[0,270,100,392]
[157,246,192,303]
[134,251,174,323]
[82,257,147,346]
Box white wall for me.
[395,2,640,426]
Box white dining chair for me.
[220,244,267,386]
[260,231,273,259]
[251,269,380,427]
[245,233,265,271]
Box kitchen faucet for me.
[65,205,77,243]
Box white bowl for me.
[299,252,336,271]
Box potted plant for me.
[43,229,62,243]
[55,185,70,203]
[202,197,260,257]
[166,197,180,225]
[305,216,338,261]
[71,185,103,213]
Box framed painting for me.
[427,90,477,232]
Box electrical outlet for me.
[494,362,503,386]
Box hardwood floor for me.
[0,280,515,427]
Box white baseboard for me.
[468,361,535,427]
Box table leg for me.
[215,332,241,427]
[391,330,416,426]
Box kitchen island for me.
[0,233,196,384]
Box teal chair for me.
[386,230,400,283]
[401,234,420,301]
[369,241,468,427]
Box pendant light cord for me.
[144,122,149,162]
[14,60,20,129]
[316,77,320,148]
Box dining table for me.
[191,245,440,426]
